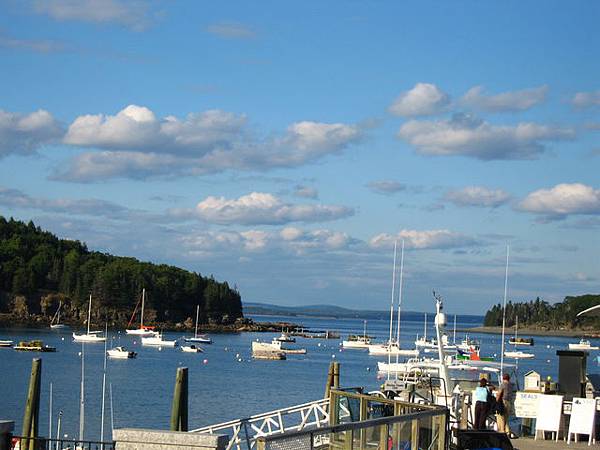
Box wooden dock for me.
[514,437,597,449]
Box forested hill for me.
[484,295,600,330]
[0,216,242,326]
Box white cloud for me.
[0,33,65,53]
[444,186,511,208]
[461,85,548,112]
[518,183,600,219]
[176,192,353,225]
[205,22,257,39]
[0,109,63,158]
[369,229,479,250]
[57,105,362,181]
[397,113,574,160]
[32,0,152,30]
[388,83,450,117]
[367,180,406,194]
[293,185,319,199]
[571,91,600,108]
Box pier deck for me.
[515,437,597,449]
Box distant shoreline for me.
[462,326,600,338]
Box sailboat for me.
[73,295,105,342]
[184,305,212,344]
[508,316,534,345]
[504,317,534,359]
[414,314,457,351]
[368,241,419,358]
[50,301,69,330]
[342,320,371,349]
[126,288,157,337]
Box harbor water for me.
[1,313,598,441]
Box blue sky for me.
[1,0,599,314]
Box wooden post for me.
[324,362,334,399]
[411,418,419,450]
[21,358,41,450]
[170,367,188,431]
[333,362,340,389]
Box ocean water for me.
[1,313,598,441]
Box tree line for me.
[0,216,242,325]
[484,294,600,329]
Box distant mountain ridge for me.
[244,302,484,324]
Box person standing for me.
[496,373,515,437]
[474,378,490,430]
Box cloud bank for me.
[388,83,450,117]
[461,85,548,112]
[445,186,511,208]
[0,109,63,158]
[518,183,600,220]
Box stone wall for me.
[113,428,228,450]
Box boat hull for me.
[73,333,106,342]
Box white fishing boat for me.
[569,339,599,350]
[456,335,480,352]
[504,350,535,359]
[251,339,307,354]
[141,333,177,347]
[342,320,371,349]
[368,343,419,357]
[107,346,136,359]
[125,288,157,337]
[0,340,13,347]
[50,301,68,329]
[274,331,296,343]
[73,295,106,342]
[185,305,212,344]
[181,344,203,353]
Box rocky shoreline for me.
[0,313,301,334]
[461,326,600,338]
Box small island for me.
[0,216,294,333]
[466,294,600,337]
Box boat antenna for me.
[387,240,398,380]
[499,245,509,378]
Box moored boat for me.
[0,340,14,347]
[73,294,105,342]
[125,288,157,337]
[185,304,213,344]
[504,350,535,359]
[141,333,177,347]
[14,340,56,352]
[274,331,296,343]
[50,300,69,330]
[107,346,137,359]
[342,321,371,349]
[181,344,203,353]
[569,339,599,350]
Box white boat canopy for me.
[576,304,600,318]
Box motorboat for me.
[507,317,534,346]
[251,339,307,355]
[342,320,372,349]
[569,339,599,350]
[274,331,296,343]
[141,333,177,347]
[126,288,158,337]
[185,304,213,344]
[50,300,69,330]
[504,350,535,359]
[0,340,14,348]
[73,294,106,342]
[251,341,286,360]
[107,346,137,359]
[457,335,480,352]
[181,344,203,353]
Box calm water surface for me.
[1,313,598,441]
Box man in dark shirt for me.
[496,373,515,437]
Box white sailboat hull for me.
[504,351,534,359]
[73,333,106,342]
[125,328,157,337]
[568,344,599,350]
[368,344,419,357]
[342,340,370,349]
[141,335,177,346]
[50,324,68,330]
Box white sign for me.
[514,391,541,418]
[535,395,563,441]
[567,397,596,445]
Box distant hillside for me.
[244,302,484,324]
[0,216,242,326]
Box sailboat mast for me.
[500,245,510,376]
[79,342,85,441]
[453,314,457,344]
[140,288,145,329]
[424,313,427,340]
[100,324,108,446]
[387,241,398,380]
[363,320,367,340]
[395,240,405,347]
[87,294,92,335]
[194,305,200,338]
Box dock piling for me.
[21,358,42,450]
[170,367,188,432]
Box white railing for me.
[190,398,330,450]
